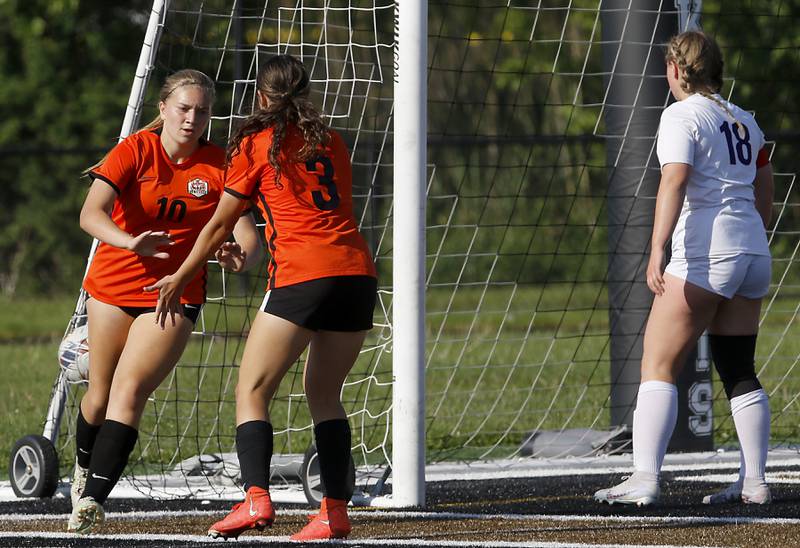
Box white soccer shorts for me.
[664,254,771,299]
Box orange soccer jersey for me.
[224,125,376,289]
[84,129,226,306]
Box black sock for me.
[236,420,272,491]
[314,419,352,501]
[81,420,138,504]
[75,407,101,469]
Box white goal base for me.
[2,449,799,503]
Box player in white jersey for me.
[594,31,774,507]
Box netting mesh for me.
[48,0,799,500]
[422,0,800,459]
[55,0,396,499]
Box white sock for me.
[633,381,678,476]
[731,388,770,482]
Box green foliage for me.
[3,3,799,297]
[426,4,611,285]
[0,0,150,296]
[701,1,800,262]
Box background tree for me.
[0,0,150,296]
[1,1,797,297]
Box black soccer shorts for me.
[259,275,377,331]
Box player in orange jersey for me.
[68,69,262,535]
[147,55,377,541]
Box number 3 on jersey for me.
[719,121,752,165]
[306,156,340,211]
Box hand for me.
[646,248,666,296]
[127,230,174,259]
[215,241,247,272]
[143,274,186,329]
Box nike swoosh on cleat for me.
[249,498,257,517]
[607,491,634,499]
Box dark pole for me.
[602,0,675,427]
[602,0,713,451]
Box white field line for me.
[423,453,800,482]
[674,470,800,484]
[0,531,727,548]
[2,451,798,502]
[0,482,308,503]
[1,508,799,527]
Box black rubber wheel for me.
[300,442,355,505]
[8,435,59,498]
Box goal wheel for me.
[300,442,355,505]
[8,435,59,498]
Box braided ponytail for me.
[665,31,744,132]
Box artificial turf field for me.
[1,459,798,548]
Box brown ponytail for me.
[226,54,330,186]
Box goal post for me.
[43,0,168,455]
[120,0,168,139]
[11,0,800,507]
[602,0,671,433]
[392,0,428,507]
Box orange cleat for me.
[208,486,275,539]
[290,497,351,541]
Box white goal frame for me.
[45,0,430,508]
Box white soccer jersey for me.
[656,93,770,259]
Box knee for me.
[708,334,762,400]
[640,359,681,384]
[82,388,109,421]
[236,379,272,404]
[109,380,154,413]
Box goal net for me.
[44,0,799,502]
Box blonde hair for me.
[665,31,743,131]
[85,69,216,174]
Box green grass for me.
[2,288,799,481]
[1,341,63,472]
[0,296,76,340]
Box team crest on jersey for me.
[187,178,209,198]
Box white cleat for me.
[594,472,660,507]
[703,479,771,505]
[67,496,105,535]
[741,481,772,505]
[70,461,89,508]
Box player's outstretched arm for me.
[145,192,245,327]
[647,162,691,296]
[80,179,174,258]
